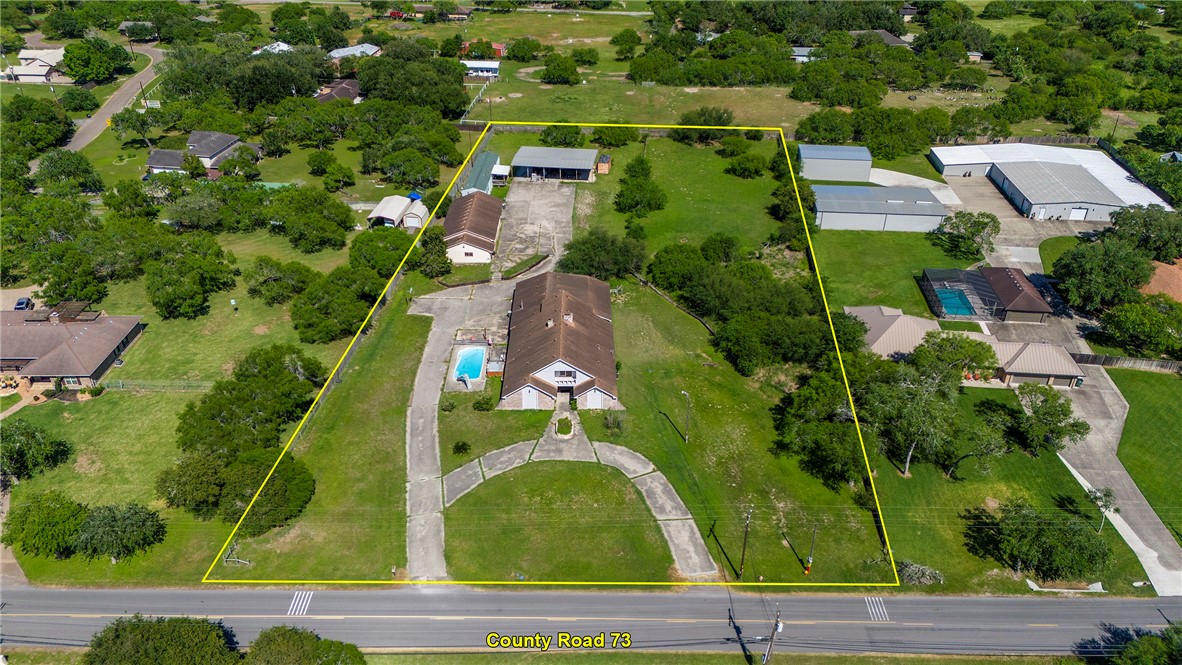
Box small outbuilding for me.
[988,161,1126,221]
[461,60,500,79]
[368,195,430,230]
[989,341,1084,388]
[813,185,947,231]
[798,144,873,181]
[511,146,599,181]
[443,191,503,264]
[596,153,612,174]
[460,151,501,196]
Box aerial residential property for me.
[442,191,502,263]
[367,194,430,230]
[0,302,141,388]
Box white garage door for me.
[586,391,601,409]
[1069,208,1088,220]
[522,388,536,409]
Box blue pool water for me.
[936,288,976,316]
[454,347,486,381]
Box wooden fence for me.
[1070,353,1182,374]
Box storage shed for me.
[988,161,1124,221]
[798,144,873,182]
[511,146,598,181]
[813,185,947,231]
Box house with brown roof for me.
[0,303,142,387]
[443,191,502,264]
[315,79,362,104]
[988,341,1084,387]
[843,305,940,358]
[979,267,1053,323]
[500,272,620,410]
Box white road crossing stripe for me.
[288,591,314,616]
[865,597,889,622]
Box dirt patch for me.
[220,361,235,377]
[1101,108,1140,128]
[983,496,1000,511]
[74,454,103,475]
[539,84,552,89]
[625,90,635,95]
[508,92,524,98]
[252,324,270,335]
[683,87,699,93]
[265,524,315,551]
[1142,261,1182,301]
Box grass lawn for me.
[1,392,22,411]
[1038,236,1082,276]
[580,286,888,584]
[79,126,162,186]
[875,153,947,183]
[0,53,150,120]
[1109,369,1182,548]
[873,388,1153,596]
[368,655,1070,665]
[445,462,673,583]
[7,392,232,585]
[2,651,86,665]
[101,277,348,385]
[439,376,552,475]
[209,274,438,581]
[438,263,493,286]
[488,133,783,255]
[810,230,972,317]
[939,320,983,333]
[369,10,645,48]
[218,229,354,273]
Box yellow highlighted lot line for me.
[202,121,901,588]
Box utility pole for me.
[762,604,782,664]
[738,507,752,579]
[804,525,817,575]
[679,390,690,444]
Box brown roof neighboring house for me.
[849,29,910,47]
[989,341,1084,379]
[843,305,940,358]
[443,191,502,253]
[980,267,1052,314]
[0,307,142,382]
[1142,261,1182,302]
[502,272,617,400]
[315,79,361,103]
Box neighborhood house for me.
[920,267,1052,322]
[5,48,69,84]
[500,272,620,410]
[147,131,255,175]
[443,191,503,264]
[0,302,142,388]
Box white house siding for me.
[801,158,872,182]
[533,360,591,391]
[929,153,990,177]
[576,388,620,410]
[499,386,556,410]
[818,211,944,232]
[446,243,492,264]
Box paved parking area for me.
[493,181,576,273]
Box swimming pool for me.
[453,346,486,381]
[935,288,976,317]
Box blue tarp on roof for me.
[798,144,873,162]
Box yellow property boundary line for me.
[202,121,901,588]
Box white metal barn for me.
[798,144,873,181]
[813,185,947,231]
[988,161,1124,221]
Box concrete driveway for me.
[0,286,39,311]
[492,181,576,273]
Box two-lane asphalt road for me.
[2,586,1179,656]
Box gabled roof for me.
[254,41,293,55]
[503,272,617,399]
[799,144,872,162]
[193,15,218,23]
[814,185,946,217]
[979,267,1052,314]
[328,43,380,59]
[5,65,53,77]
[443,191,502,253]
[461,59,501,70]
[18,48,65,67]
[147,149,187,169]
[464,151,499,193]
[315,79,361,103]
[849,29,910,47]
[187,131,241,158]
[991,161,1124,207]
[843,305,940,358]
[369,195,413,221]
[989,341,1083,378]
[511,146,599,171]
[0,310,141,379]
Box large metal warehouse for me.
[511,146,599,181]
[988,161,1124,221]
[813,185,947,231]
[798,144,873,181]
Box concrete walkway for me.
[441,407,719,580]
[869,167,962,206]
[404,282,514,580]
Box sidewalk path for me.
[441,406,718,580]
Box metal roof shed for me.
[798,144,873,181]
[511,146,599,181]
[813,185,947,231]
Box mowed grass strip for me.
[580,286,888,584]
[873,388,1153,596]
[1038,236,1082,276]
[1109,369,1182,548]
[439,376,551,475]
[445,462,673,583]
[9,392,231,585]
[217,229,355,274]
[810,230,972,317]
[212,274,437,580]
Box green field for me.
[1109,369,1182,548]
[810,230,973,317]
[211,274,437,580]
[439,376,552,475]
[579,286,888,584]
[1,392,22,412]
[874,388,1153,596]
[874,153,946,183]
[445,462,673,582]
[8,392,232,585]
[1038,236,1082,276]
[217,229,355,273]
[439,263,493,286]
[488,133,783,255]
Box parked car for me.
[14,297,34,311]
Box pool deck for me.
[444,344,488,392]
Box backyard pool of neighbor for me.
[453,346,486,382]
[936,288,976,317]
